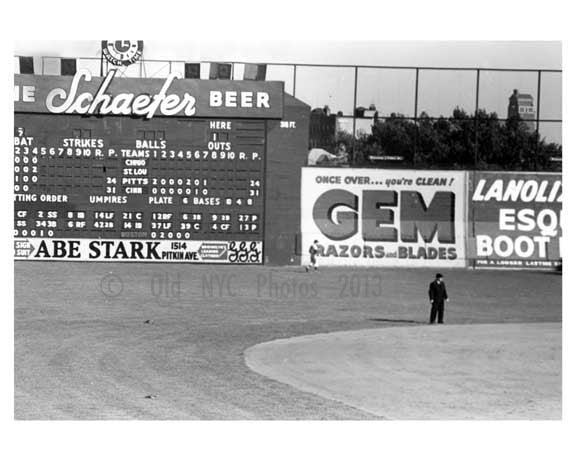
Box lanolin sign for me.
[469,173,562,269]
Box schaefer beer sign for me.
[14,71,284,119]
[301,168,466,267]
[469,172,562,269]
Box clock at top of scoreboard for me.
[101,40,144,66]
[14,113,266,243]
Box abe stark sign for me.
[14,238,263,264]
[301,168,466,267]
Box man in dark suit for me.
[429,273,449,324]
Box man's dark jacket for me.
[429,280,448,304]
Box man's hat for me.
[436,273,443,279]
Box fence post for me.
[536,71,542,135]
[536,70,542,162]
[414,68,419,119]
[352,66,358,165]
[413,68,420,168]
[474,69,480,169]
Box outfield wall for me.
[301,168,562,269]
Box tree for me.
[368,113,417,164]
[351,106,561,172]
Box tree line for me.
[334,108,562,171]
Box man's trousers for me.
[430,301,445,324]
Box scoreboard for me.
[14,71,286,263]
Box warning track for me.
[15,262,561,419]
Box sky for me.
[14,40,561,68]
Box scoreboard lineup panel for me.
[14,114,266,243]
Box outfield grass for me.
[14,262,561,419]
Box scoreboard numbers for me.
[14,115,265,263]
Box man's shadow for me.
[367,318,426,324]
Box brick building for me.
[508,89,535,131]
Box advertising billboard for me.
[469,172,562,269]
[14,238,262,263]
[14,71,284,119]
[301,168,467,267]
